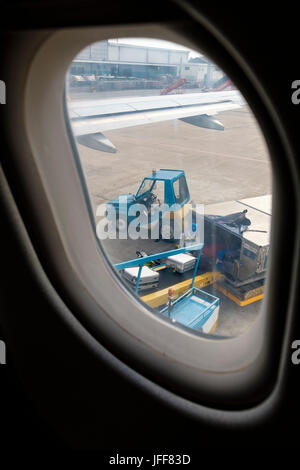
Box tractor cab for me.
[135,169,190,208]
[106,169,192,239]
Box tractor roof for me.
[146,169,184,182]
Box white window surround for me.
[17,23,281,403]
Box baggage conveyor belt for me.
[116,248,264,310]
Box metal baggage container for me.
[204,197,271,285]
[160,287,219,333]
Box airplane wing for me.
[67,90,244,153]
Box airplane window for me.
[65,37,272,339]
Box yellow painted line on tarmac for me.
[152,265,167,271]
[141,271,222,308]
[215,284,264,306]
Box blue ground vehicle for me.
[114,243,220,334]
[106,169,192,239]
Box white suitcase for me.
[122,266,159,290]
[166,253,196,273]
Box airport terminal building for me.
[69,40,222,88]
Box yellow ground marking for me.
[141,271,222,308]
[152,265,167,271]
[215,284,264,306]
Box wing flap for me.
[76,132,117,153]
[180,114,224,130]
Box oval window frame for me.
[16,21,296,410]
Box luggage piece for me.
[122,266,159,291]
[166,253,196,273]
